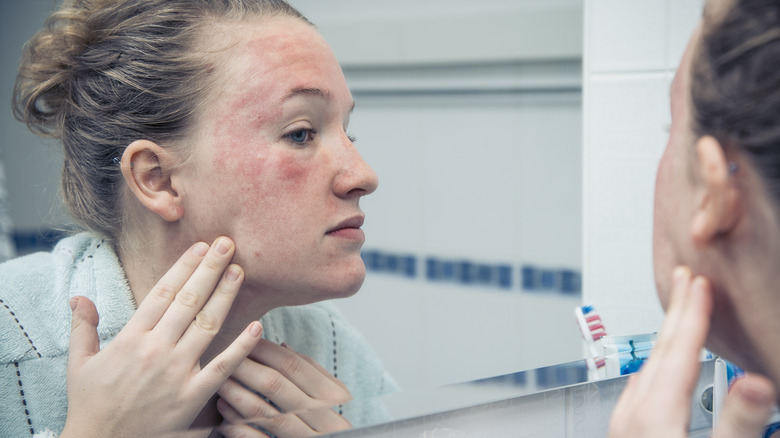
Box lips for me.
[326,216,365,240]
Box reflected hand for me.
[609,266,775,438]
[217,341,353,437]
[61,238,263,438]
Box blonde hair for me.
[13,0,310,242]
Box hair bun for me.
[13,0,94,137]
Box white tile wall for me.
[588,0,667,73]
[345,88,585,388]
[583,0,704,336]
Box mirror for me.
[0,0,586,433]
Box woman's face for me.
[652,26,702,310]
[179,17,378,304]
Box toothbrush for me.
[575,305,607,379]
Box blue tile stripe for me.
[361,248,581,295]
[361,250,416,278]
[426,258,513,290]
[521,265,582,295]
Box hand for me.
[216,341,353,437]
[61,237,263,438]
[609,266,776,438]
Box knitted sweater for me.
[0,233,396,437]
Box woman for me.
[610,0,780,436]
[1,0,395,436]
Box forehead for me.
[202,17,346,103]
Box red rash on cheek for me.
[276,154,309,184]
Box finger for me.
[192,321,264,397]
[67,296,100,375]
[634,271,712,398]
[654,276,712,379]
[283,343,352,397]
[219,377,282,420]
[651,267,695,354]
[219,422,271,438]
[125,241,209,332]
[294,406,352,434]
[713,374,776,438]
[217,392,314,438]
[217,401,272,438]
[154,237,236,342]
[219,378,350,436]
[176,264,244,357]
[248,340,350,404]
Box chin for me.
[331,271,366,299]
[313,265,366,301]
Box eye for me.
[347,134,357,143]
[285,128,316,145]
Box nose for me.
[334,136,378,199]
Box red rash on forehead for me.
[205,25,327,169]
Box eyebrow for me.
[282,87,355,112]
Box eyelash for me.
[283,129,357,145]
[285,128,317,145]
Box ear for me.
[120,140,184,222]
[690,136,741,246]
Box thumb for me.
[713,374,776,438]
[68,296,100,372]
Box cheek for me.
[653,145,675,310]
[223,151,313,212]
[275,154,309,183]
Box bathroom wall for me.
[582,0,705,337]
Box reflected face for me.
[180,17,378,304]
[652,26,702,310]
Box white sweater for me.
[0,233,396,437]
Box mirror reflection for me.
[0,0,585,436]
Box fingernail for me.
[216,398,228,411]
[192,242,208,257]
[248,321,262,337]
[673,266,689,287]
[69,297,78,311]
[215,237,230,255]
[692,277,707,293]
[226,264,241,282]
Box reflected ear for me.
[690,136,741,246]
[120,140,183,222]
